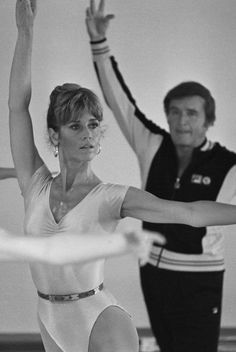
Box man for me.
[85,1,236,351]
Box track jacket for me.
[91,38,236,272]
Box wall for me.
[0,0,236,332]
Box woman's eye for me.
[70,124,80,130]
[89,123,99,129]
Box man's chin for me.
[172,137,192,147]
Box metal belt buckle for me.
[93,287,100,295]
[68,294,77,301]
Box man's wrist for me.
[90,37,107,45]
[90,37,110,59]
[18,27,34,37]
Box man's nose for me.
[179,112,189,124]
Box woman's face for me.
[57,111,102,163]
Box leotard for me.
[24,164,130,352]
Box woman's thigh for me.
[89,305,139,352]
[38,318,64,352]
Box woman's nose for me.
[82,128,92,139]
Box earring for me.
[53,145,59,158]
[96,144,101,155]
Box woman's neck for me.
[58,161,99,192]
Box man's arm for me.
[86,0,164,159]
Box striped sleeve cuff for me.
[90,38,110,59]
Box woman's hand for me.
[16,0,37,30]
[124,230,166,266]
[85,0,114,41]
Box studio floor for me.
[139,328,236,352]
[1,328,236,352]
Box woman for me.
[0,167,16,180]
[0,227,164,266]
[8,1,236,352]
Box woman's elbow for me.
[8,96,31,113]
[186,205,203,228]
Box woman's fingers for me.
[146,231,166,246]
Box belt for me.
[37,283,103,303]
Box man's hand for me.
[16,0,37,30]
[85,0,114,41]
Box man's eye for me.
[188,111,197,118]
[170,110,179,117]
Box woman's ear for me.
[48,128,59,146]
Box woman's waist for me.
[29,263,104,295]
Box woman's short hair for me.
[163,81,216,126]
[47,83,103,131]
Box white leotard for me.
[24,164,130,352]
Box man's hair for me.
[47,83,103,131]
[163,81,216,126]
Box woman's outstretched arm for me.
[0,168,16,180]
[8,0,43,194]
[0,228,165,266]
[122,187,236,227]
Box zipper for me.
[171,176,181,200]
[156,176,181,268]
[174,177,181,190]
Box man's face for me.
[166,95,209,148]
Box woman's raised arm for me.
[122,187,236,227]
[8,0,43,194]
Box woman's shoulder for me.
[96,183,130,207]
[98,182,129,193]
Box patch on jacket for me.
[191,174,211,186]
